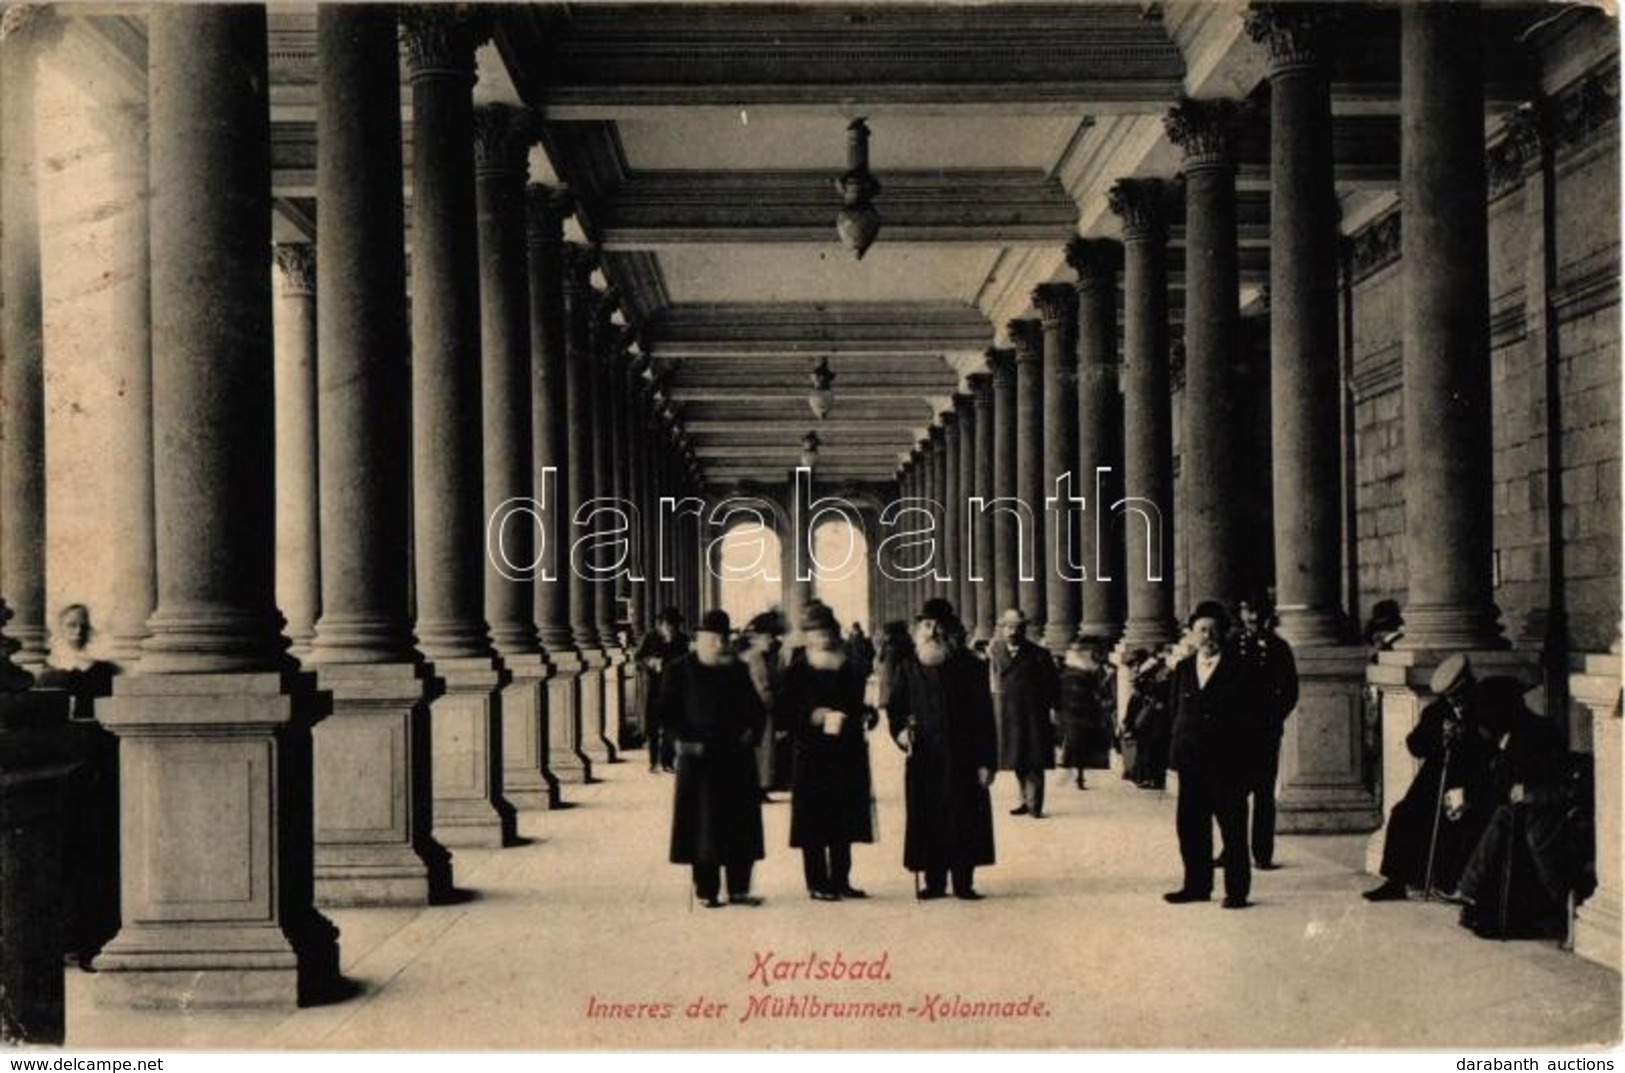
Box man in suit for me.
[1165,600,1258,909]
[1233,594,1299,869]
[988,608,1060,818]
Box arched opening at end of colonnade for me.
[713,514,787,629]
[809,517,870,636]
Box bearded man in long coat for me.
[660,609,767,907]
[885,598,998,900]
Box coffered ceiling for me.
[64,2,1601,489]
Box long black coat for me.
[780,657,875,848]
[659,654,766,866]
[990,639,1059,772]
[635,629,690,734]
[1376,695,1498,891]
[1059,666,1113,770]
[886,648,998,872]
[1233,629,1299,742]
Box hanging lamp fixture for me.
[835,117,882,259]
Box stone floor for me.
[66,741,1621,1051]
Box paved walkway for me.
[67,741,1620,1050]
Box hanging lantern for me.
[835,118,882,259]
[808,356,836,420]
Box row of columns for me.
[881,4,1530,848]
[0,4,715,1009]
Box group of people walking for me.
[637,587,1590,938]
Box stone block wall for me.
[1342,54,1620,655]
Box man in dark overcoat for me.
[886,598,998,900]
[780,602,875,901]
[1165,601,1260,909]
[659,609,767,907]
[1232,595,1299,869]
[1364,654,1500,903]
[988,608,1059,818]
[635,607,689,772]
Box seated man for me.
[1457,684,1589,939]
[1364,655,1499,903]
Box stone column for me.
[1109,179,1177,652]
[968,371,996,645]
[1246,5,1347,646]
[1571,652,1621,970]
[475,103,554,814]
[402,8,516,847]
[525,184,582,793]
[989,348,1019,627]
[1245,6,1376,834]
[1035,284,1080,653]
[1067,238,1126,644]
[590,310,626,760]
[561,244,606,777]
[953,392,976,636]
[0,12,52,665]
[1010,319,1046,627]
[936,422,949,598]
[1166,98,1250,613]
[942,410,962,617]
[96,5,338,1007]
[273,243,320,658]
[1395,1,1502,648]
[95,96,156,667]
[306,4,446,906]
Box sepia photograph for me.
[0,0,1620,1059]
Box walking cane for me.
[904,715,921,900]
[1421,744,1453,903]
[1497,800,1521,939]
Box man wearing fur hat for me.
[780,601,876,900]
[659,609,768,907]
[1364,654,1499,903]
[886,598,998,900]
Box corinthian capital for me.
[1007,319,1043,364]
[273,242,316,297]
[1107,179,1168,243]
[399,6,490,80]
[1065,238,1123,292]
[1031,283,1078,331]
[474,103,541,178]
[1243,4,1339,75]
[1164,98,1245,171]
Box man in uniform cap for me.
[886,599,998,899]
[659,610,768,907]
[1364,654,1498,902]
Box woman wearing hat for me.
[779,602,876,901]
[657,610,768,907]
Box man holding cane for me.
[1364,655,1498,903]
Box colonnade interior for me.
[0,0,1620,1050]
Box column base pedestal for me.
[1570,652,1620,971]
[545,650,593,785]
[1277,646,1380,834]
[429,657,517,849]
[312,661,450,907]
[499,653,557,811]
[598,652,625,763]
[577,647,615,766]
[95,671,341,1010]
[1364,649,1541,874]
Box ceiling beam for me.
[645,302,992,357]
[598,170,1078,248]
